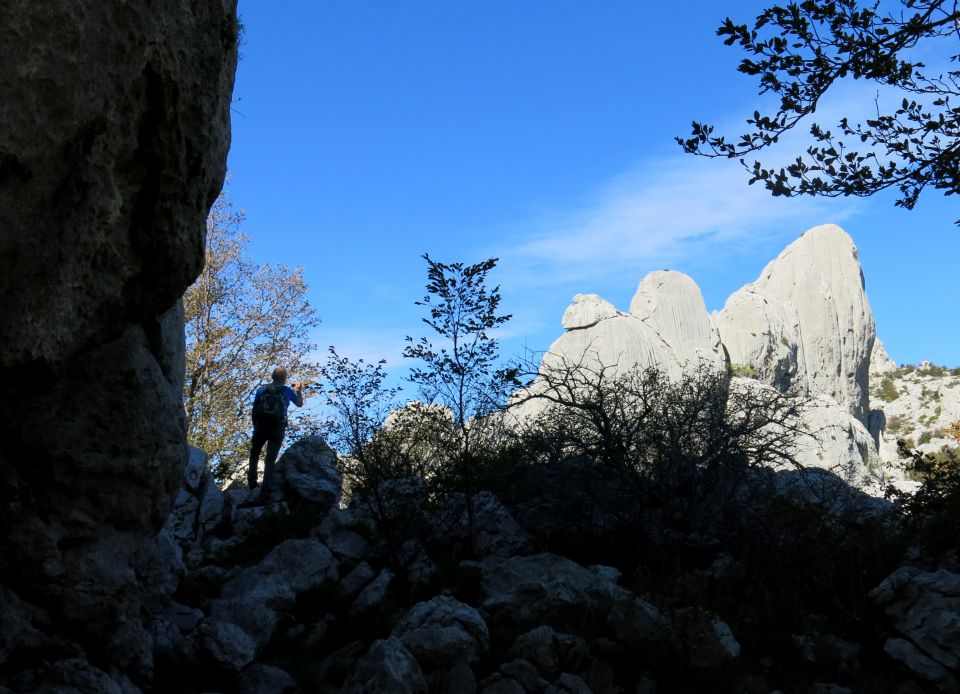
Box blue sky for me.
[226,1,959,379]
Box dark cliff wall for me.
[0,0,238,684]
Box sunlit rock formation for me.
[517,223,890,490]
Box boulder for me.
[607,596,670,644]
[561,294,622,329]
[210,538,339,657]
[392,595,490,671]
[199,619,257,671]
[669,607,741,669]
[479,675,527,694]
[222,538,339,603]
[882,638,959,691]
[870,567,960,672]
[437,491,535,559]
[4,658,131,694]
[339,561,377,599]
[478,553,630,634]
[792,632,862,679]
[209,597,281,652]
[545,673,593,694]
[498,658,550,691]
[237,664,298,694]
[183,447,209,493]
[275,437,342,508]
[508,626,588,681]
[628,270,726,374]
[342,638,428,694]
[348,568,394,617]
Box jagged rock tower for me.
[519,223,887,490]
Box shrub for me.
[877,377,899,402]
[948,421,960,444]
[918,364,948,378]
[510,358,809,538]
[919,430,934,445]
[891,444,960,555]
[885,415,905,433]
[730,363,760,379]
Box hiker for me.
[248,366,304,498]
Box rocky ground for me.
[123,438,960,693]
[871,362,960,467]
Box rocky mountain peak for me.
[744,223,876,423]
[523,223,888,489]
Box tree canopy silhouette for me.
[678,0,960,220]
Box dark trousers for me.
[249,417,285,493]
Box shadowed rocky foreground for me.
[153,439,960,693]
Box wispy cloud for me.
[501,155,857,290]
[494,75,922,291]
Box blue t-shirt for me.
[253,384,300,413]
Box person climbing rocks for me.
[247,366,304,501]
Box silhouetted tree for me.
[679,0,960,220]
[403,255,515,552]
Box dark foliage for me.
[679,0,960,221]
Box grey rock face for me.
[437,491,535,559]
[871,567,960,675]
[275,436,342,507]
[199,620,258,671]
[883,638,959,691]
[0,4,236,367]
[222,538,340,602]
[869,338,898,378]
[669,607,741,669]
[628,270,726,374]
[238,664,298,694]
[545,271,724,383]
[515,223,888,493]
[168,447,231,557]
[349,568,394,617]
[713,288,799,388]
[392,595,490,671]
[479,553,629,633]
[0,0,238,680]
[0,588,48,668]
[562,294,622,330]
[718,224,875,422]
[342,638,428,694]
[508,626,588,681]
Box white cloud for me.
[495,74,919,290]
[499,155,854,291]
